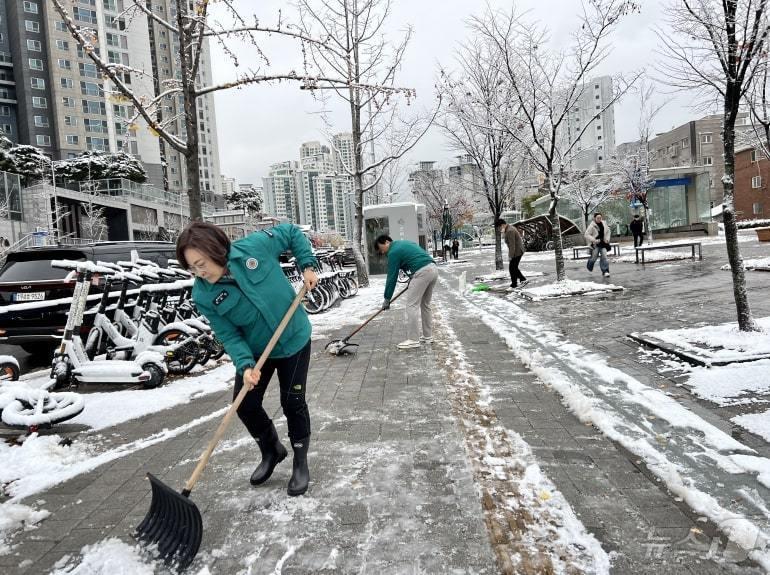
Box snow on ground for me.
[641,317,770,364]
[66,361,234,431]
[473,270,545,282]
[734,411,770,443]
[0,502,49,555]
[440,278,770,569]
[49,538,155,575]
[721,258,770,271]
[616,250,698,263]
[518,279,623,301]
[436,310,611,573]
[0,407,227,501]
[308,278,385,340]
[686,360,770,406]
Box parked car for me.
[0,241,177,355]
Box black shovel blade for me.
[135,473,203,571]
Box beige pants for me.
[404,264,438,341]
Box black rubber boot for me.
[250,422,288,486]
[287,436,310,496]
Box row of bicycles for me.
[285,248,359,314]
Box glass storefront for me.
[648,184,688,229]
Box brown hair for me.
[175,221,231,269]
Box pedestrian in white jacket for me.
[584,212,611,277]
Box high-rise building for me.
[146,1,221,205]
[263,161,301,223]
[561,76,616,173]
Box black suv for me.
[0,241,177,355]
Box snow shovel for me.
[325,285,408,356]
[135,286,307,571]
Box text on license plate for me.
[15,292,45,302]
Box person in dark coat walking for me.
[496,219,527,288]
[451,239,459,260]
[630,214,644,247]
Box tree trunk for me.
[494,227,503,270]
[722,96,759,331]
[350,96,369,287]
[546,175,566,281]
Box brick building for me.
[734,147,770,220]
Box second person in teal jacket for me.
[375,235,438,350]
[177,221,317,497]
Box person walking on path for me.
[630,214,644,248]
[375,235,439,350]
[451,239,460,260]
[176,221,319,497]
[585,212,612,277]
[497,219,527,289]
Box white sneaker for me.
[519,279,529,287]
[397,339,421,350]
[603,271,610,277]
[419,336,433,344]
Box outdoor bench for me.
[572,243,621,259]
[635,241,702,264]
[755,227,770,242]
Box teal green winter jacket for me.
[192,224,317,374]
[383,240,435,300]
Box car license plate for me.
[14,292,45,302]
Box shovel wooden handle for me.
[183,286,308,495]
[342,284,409,342]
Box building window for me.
[62,96,75,107]
[66,135,79,145]
[56,39,69,50]
[701,133,713,144]
[64,116,78,126]
[30,77,45,89]
[703,156,713,166]
[0,106,10,116]
[82,100,106,114]
[85,118,108,133]
[35,134,51,147]
[55,21,67,31]
[58,59,72,70]
[28,58,43,70]
[73,7,98,24]
[23,1,38,14]
[86,136,109,151]
[60,77,74,89]
[33,115,48,127]
[681,137,689,148]
[754,202,764,214]
[32,96,47,108]
[752,175,762,188]
[26,39,42,52]
[80,81,102,96]
[79,62,99,78]
[751,149,758,162]
[25,20,40,33]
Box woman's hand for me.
[303,268,318,291]
[243,367,261,390]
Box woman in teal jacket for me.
[176,221,318,496]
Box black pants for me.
[633,233,643,247]
[509,256,526,287]
[233,340,311,442]
[452,247,459,259]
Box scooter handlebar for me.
[51,259,117,275]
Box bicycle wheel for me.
[0,361,19,382]
[209,336,225,360]
[303,288,326,314]
[337,278,351,299]
[345,276,359,297]
[0,390,85,427]
[156,331,199,374]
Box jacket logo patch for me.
[213,290,229,305]
[246,258,259,270]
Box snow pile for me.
[519,279,623,301]
[50,538,155,575]
[68,362,234,431]
[0,502,49,555]
[720,258,770,271]
[687,360,770,406]
[308,278,385,339]
[642,317,770,364]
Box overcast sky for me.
[209,0,700,191]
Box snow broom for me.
[325,284,408,356]
[135,286,307,571]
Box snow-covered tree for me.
[51,0,349,222]
[659,0,767,332]
[470,2,639,281]
[55,151,146,183]
[225,186,263,215]
[6,145,51,185]
[409,165,474,245]
[296,0,439,286]
[560,171,618,230]
[437,31,525,270]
